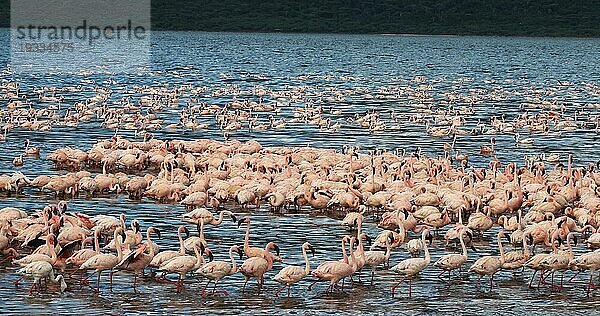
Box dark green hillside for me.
[1,0,599,37]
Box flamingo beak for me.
[364,234,372,244]
[308,245,316,257]
[237,217,246,228]
[237,248,244,260]
[153,228,161,239]
[206,249,214,262]
[273,243,280,257]
[183,226,190,238]
[230,214,237,223]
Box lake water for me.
[0,30,599,315]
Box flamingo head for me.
[150,227,161,239]
[232,245,243,259]
[179,226,190,238]
[266,242,280,257]
[204,248,214,262]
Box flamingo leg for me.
[391,278,405,298]
[28,280,38,294]
[529,270,537,288]
[537,270,546,290]
[274,284,286,297]
[307,280,318,291]
[97,271,102,293]
[568,271,580,284]
[109,271,114,292]
[587,272,594,297]
[559,272,564,290]
[474,274,483,288]
[489,273,494,291]
[371,268,375,286]
[287,285,291,298]
[133,273,138,292]
[14,275,24,287]
[437,270,447,280]
[0,254,16,265]
[212,280,227,296]
[242,277,248,292]
[176,275,184,293]
[201,279,211,296]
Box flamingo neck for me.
[229,247,237,274]
[114,231,123,261]
[341,238,348,264]
[146,228,155,257]
[302,246,310,275]
[177,228,185,255]
[264,246,274,270]
[193,246,202,266]
[522,232,529,258]
[349,238,357,271]
[566,234,574,259]
[93,230,100,254]
[244,222,250,253]
[214,211,227,225]
[459,233,467,258]
[422,232,430,264]
[384,242,392,260]
[199,221,205,240]
[497,234,505,262]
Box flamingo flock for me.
[0,135,598,300]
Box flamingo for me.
[569,249,600,297]
[182,207,237,227]
[158,243,208,292]
[24,139,41,156]
[150,226,189,269]
[433,228,470,281]
[363,234,393,286]
[273,242,315,297]
[309,236,357,293]
[18,261,67,294]
[239,242,280,293]
[390,228,432,298]
[238,217,283,262]
[13,233,57,267]
[78,228,125,292]
[468,231,505,291]
[116,226,161,290]
[183,221,207,253]
[539,232,575,291]
[197,245,243,296]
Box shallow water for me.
[1,31,600,314]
